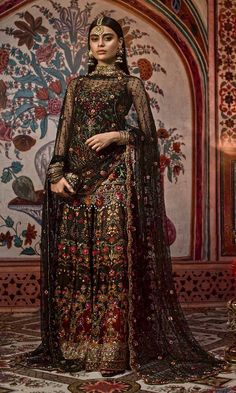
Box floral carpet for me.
[0,308,236,393]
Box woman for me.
[23,16,226,383]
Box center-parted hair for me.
[87,16,130,75]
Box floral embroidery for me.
[22,70,225,382]
[53,168,129,370]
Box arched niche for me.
[0,0,207,260]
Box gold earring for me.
[88,50,95,66]
[115,47,123,64]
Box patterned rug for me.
[0,308,236,393]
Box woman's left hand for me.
[85,131,119,152]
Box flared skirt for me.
[53,162,129,371]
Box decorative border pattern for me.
[217,0,236,146]
[217,0,236,256]
[221,149,236,255]
[0,261,40,309]
[0,261,234,309]
[145,0,208,60]
[0,0,28,16]
[174,263,236,305]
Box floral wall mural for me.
[0,0,194,259]
[0,0,235,309]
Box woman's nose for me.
[98,38,104,47]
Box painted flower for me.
[224,0,233,7]
[0,231,13,248]
[173,165,181,177]
[53,3,88,43]
[117,19,133,48]
[49,80,62,95]
[35,106,47,119]
[226,118,234,128]
[225,71,234,81]
[36,87,49,100]
[0,120,12,141]
[173,142,181,153]
[157,126,185,182]
[224,91,234,105]
[36,43,55,64]
[0,80,7,108]
[137,58,153,80]
[160,155,171,172]
[157,128,169,139]
[13,135,36,152]
[0,49,9,73]
[48,98,62,116]
[24,223,37,245]
[13,11,48,50]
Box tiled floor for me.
[0,308,236,392]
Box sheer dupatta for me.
[31,78,83,368]
[124,76,226,384]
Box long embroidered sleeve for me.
[47,79,77,183]
[127,76,157,144]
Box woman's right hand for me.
[50,177,75,198]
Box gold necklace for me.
[91,64,122,76]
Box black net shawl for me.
[123,76,226,383]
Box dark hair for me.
[87,16,130,75]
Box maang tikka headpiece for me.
[93,16,104,35]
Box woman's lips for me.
[97,51,106,54]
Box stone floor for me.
[0,308,236,393]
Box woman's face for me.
[89,25,123,65]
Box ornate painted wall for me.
[0,0,235,309]
[217,0,236,256]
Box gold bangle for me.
[118,130,130,145]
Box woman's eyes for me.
[91,36,113,42]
